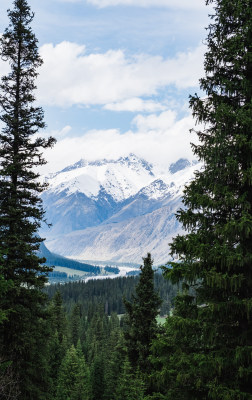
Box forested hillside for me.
[39,242,102,277]
[45,272,177,316]
[40,254,171,399]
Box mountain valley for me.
[40,154,200,264]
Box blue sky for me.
[0,0,212,174]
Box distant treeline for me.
[104,266,120,274]
[49,271,68,279]
[45,253,101,275]
[45,273,178,316]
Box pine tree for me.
[48,292,69,398]
[103,321,126,400]
[115,357,145,400]
[49,290,68,342]
[124,253,161,373]
[70,303,81,347]
[90,354,105,400]
[160,0,252,398]
[149,295,203,400]
[56,344,90,400]
[0,0,55,398]
[86,308,108,363]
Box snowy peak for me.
[61,159,88,173]
[169,158,190,174]
[45,154,156,202]
[44,155,198,203]
[58,153,153,175]
[138,179,171,200]
[117,154,154,176]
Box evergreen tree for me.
[48,291,69,398]
[90,354,105,400]
[48,292,69,398]
[0,0,55,398]
[56,344,90,400]
[0,252,13,325]
[48,332,68,398]
[124,253,161,373]
[159,0,252,398]
[76,340,91,400]
[70,303,81,347]
[103,321,126,400]
[149,296,203,400]
[115,357,145,400]
[50,290,68,342]
[86,308,108,363]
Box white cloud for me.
[86,0,205,10]
[132,110,176,132]
[40,110,199,175]
[104,98,166,113]
[37,41,204,107]
[50,125,72,138]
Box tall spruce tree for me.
[124,253,161,373]
[115,357,145,400]
[56,344,90,400]
[0,0,55,398]
[158,0,252,399]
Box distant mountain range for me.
[40,154,200,265]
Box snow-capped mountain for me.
[45,154,155,202]
[40,154,200,264]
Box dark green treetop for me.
[0,0,55,285]
[124,253,161,373]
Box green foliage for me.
[103,327,127,400]
[90,354,105,400]
[45,273,176,316]
[115,358,145,400]
[43,288,157,400]
[157,0,252,398]
[150,296,204,399]
[0,358,20,400]
[49,290,68,341]
[47,291,69,397]
[70,303,81,347]
[0,253,13,325]
[27,276,176,399]
[56,344,90,400]
[85,307,109,363]
[0,1,55,398]
[124,253,162,373]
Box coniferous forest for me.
[0,0,252,399]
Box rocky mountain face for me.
[40,154,199,265]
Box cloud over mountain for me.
[40,110,199,175]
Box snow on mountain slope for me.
[46,153,155,202]
[41,155,200,264]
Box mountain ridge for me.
[40,155,200,264]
